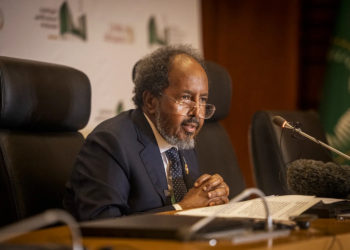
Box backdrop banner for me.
[0,0,202,134]
[320,0,350,164]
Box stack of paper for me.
[177,195,324,221]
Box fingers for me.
[208,184,228,198]
[178,186,213,209]
[190,173,230,208]
[194,174,212,187]
[221,182,230,197]
[207,182,230,207]
[208,196,229,206]
[201,174,223,192]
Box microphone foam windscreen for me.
[286,159,350,198]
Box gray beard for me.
[155,110,195,150]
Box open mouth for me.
[182,122,198,134]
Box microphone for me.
[0,209,83,250]
[287,159,350,198]
[272,116,350,161]
[272,116,294,129]
[183,188,273,239]
[178,188,290,245]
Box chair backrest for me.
[249,110,332,195]
[195,61,245,198]
[0,56,91,226]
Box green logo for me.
[60,1,87,41]
[116,101,125,115]
[148,16,168,46]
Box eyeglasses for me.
[161,94,216,119]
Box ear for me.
[142,91,158,115]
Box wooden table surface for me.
[3,218,350,250]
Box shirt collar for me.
[143,112,176,153]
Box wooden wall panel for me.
[299,0,339,109]
[202,0,300,187]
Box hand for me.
[177,184,212,210]
[194,173,230,206]
[178,174,230,209]
[207,183,229,206]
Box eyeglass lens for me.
[176,102,215,119]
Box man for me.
[64,45,230,221]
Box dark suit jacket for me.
[64,109,200,221]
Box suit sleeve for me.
[69,130,131,221]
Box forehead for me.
[167,54,208,94]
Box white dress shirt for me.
[144,113,183,210]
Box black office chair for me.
[249,110,332,195]
[195,61,245,198]
[0,56,91,226]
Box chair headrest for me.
[0,56,91,131]
[205,61,232,121]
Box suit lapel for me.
[132,110,169,204]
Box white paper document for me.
[177,195,321,221]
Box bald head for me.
[168,54,208,95]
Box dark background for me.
[201,0,340,187]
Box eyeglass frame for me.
[159,93,216,119]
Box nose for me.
[188,102,201,118]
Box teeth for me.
[184,123,197,128]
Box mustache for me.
[182,117,200,127]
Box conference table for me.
[4,217,350,250]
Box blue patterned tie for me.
[165,147,187,202]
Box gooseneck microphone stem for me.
[272,116,350,161]
[294,127,350,161]
[0,209,83,250]
[182,188,273,241]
